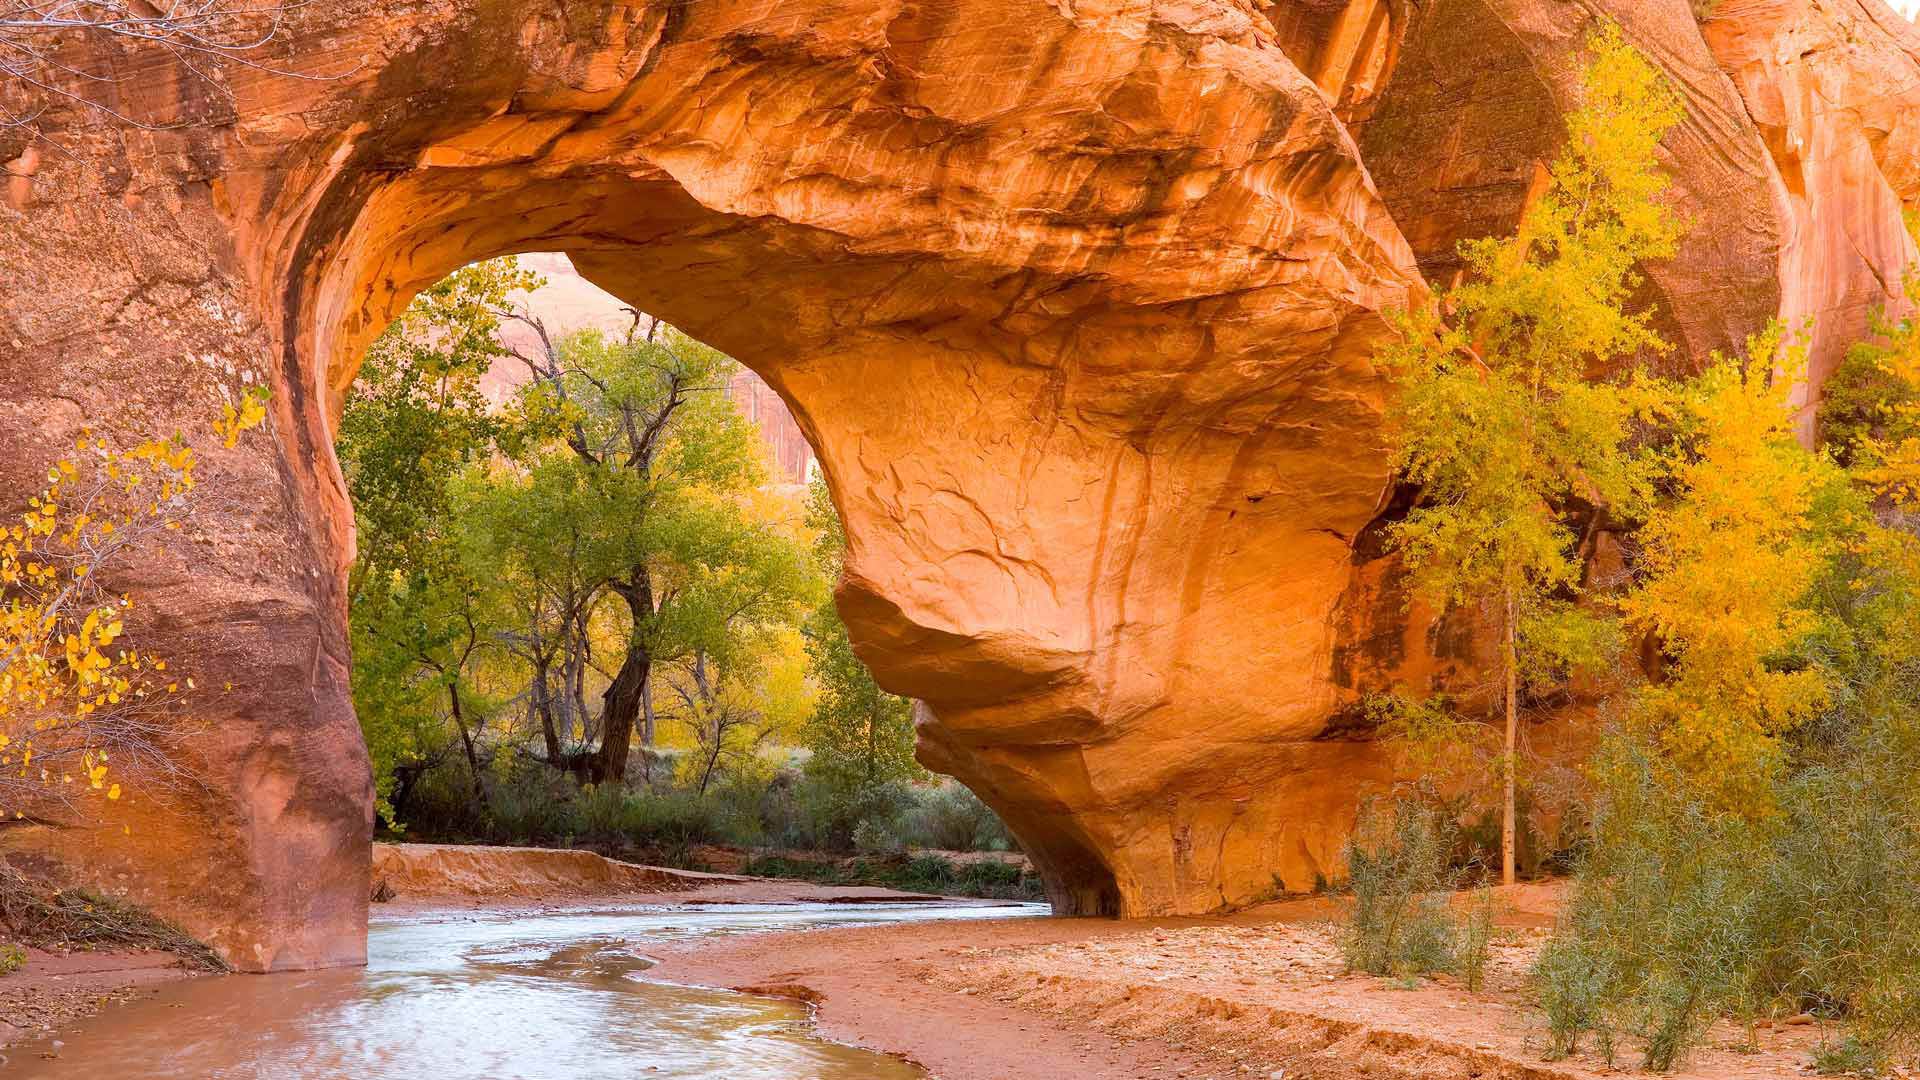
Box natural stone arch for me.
[1,0,1422,969]
[268,0,1425,924]
[10,0,1920,972]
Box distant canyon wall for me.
[0,0,1918,968]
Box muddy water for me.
[8,902,1040,1079]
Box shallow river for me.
[7,901,1042,1079]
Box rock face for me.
[2,0,1919,967]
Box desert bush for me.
[1536,714,1920,1071]
[739,851,1044,901]
[897,782,1009,851]
[852,817,906,855]
[1339,791,1493,982]
[1812,1034,1885,1077]
[393,759,738,864]
[1754,713,1920,1063]
[796,776,915,852]
[0,942,24,975]
[1532,734,1765,1070]
[1456,887,1498,992]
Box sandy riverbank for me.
[369,840,963,911]
[644,884,1835,1080]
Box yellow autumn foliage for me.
[0,398,268,820]
[1624,328,1838,814]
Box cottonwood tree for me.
[460,454,609,776]
[341,258,820,810]
[338,258,529,824]
[1625,328,1838,813]
[503,321,816,785]
[800,476,922,790]
[1378,23,1681,884]
[666,653,776,797]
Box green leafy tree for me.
[339,258,536,825]
[1378,22,1680,884]
[800,476,922,789]
[505,322,817,783]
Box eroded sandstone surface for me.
[3,0,1920,968]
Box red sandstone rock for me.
[3,0,1920,968]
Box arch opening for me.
[329,246,1076,898]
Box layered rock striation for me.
[1,0,1918,967]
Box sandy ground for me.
[645,884,1840,1080]
[0,946,202,1055]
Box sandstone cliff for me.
[1,0,1917,968]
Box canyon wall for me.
[2,0,1919,968]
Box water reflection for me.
[6,902,1040,1079]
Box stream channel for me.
[7,901,1043,1079]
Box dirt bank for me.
[370,842,958,910]
[645,884,1831,1080]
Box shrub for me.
[1537,933,1616,1061]
[1535,702,1920,1070]
[0,942,24,975]
[797,776,914,852]
[1531,734,1764,1070]
[1812,1034,1885,1077]
[1338,791,1493,983]
[852,817,906,855]
[898,782,1002,851]
[1456,887,1498,992]
[738,851,1045,901]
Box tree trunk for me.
[448,681,490,813]
[1501,585,1519,887]
[697,734,722,797]
[565,612,592,746]
[640,677,658,748]
[533,662,562,762]
[592,578,654,784]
